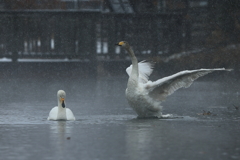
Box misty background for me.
[0,0,239,71]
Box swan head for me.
[116,41,130,48]
[116,41,135,57]
[57,90,66,108]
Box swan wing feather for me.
[146,68,230,101]
[126,61,154,83]
[47,107,58,120]
[66,108,76,120]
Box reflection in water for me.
[125,120,161,160]
[49,121,73,158]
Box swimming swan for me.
[116,41,232,118]
[48,90,75,120]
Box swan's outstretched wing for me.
[145,68,232,101]
[126,61,154,83]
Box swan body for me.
[116,41,232,118]
[48,90,75,121]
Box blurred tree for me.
[208,0,240,46]
[3,0,66,10]
[129,0,157,13]
[165,0,187,11]
[129,0,187,13]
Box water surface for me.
[0,74,239,160]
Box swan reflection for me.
[126,120,164,160]
[49,121,73,156]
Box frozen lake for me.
[0,65,239,160]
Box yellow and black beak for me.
[115,41,124,46]
[60,98,65,108]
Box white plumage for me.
[48,90,75,121]
[126,60,154,83]
[117,41,232,118]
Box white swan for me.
[48,90,75,121]
[116,41,232,118]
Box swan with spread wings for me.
[116,41,231,118]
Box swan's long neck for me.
[126,46,138,88]
[57,101,66,119]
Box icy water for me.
[0,72,240,160]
